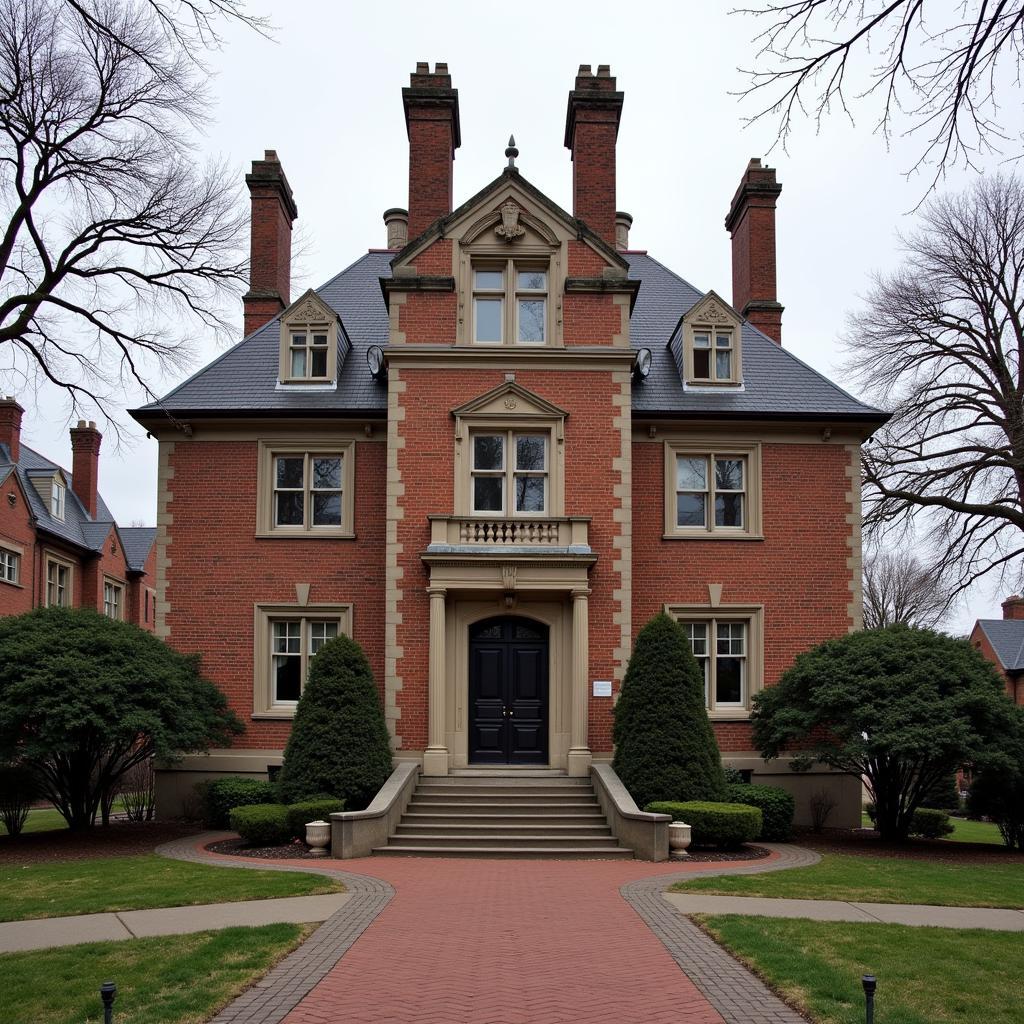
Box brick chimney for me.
[243,150,298,337]
[725,158,784,344]
[0,396,23,463]
[1003,595,1024,620]
[403,63,461,240]
[69,420,101,519]
[564,64,624,248]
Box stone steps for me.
[374,773,631,859]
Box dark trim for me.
[379,275,455,303]
[633,408,891,426]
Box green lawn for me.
[859,813,1005,846]
[672,852,1024,908]
[0,854,342,922]
[1,801,131,836]
[701,915,1024,1024]
[0,924,307,1024]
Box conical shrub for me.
[612,612,725,809]
[277,634,392,809]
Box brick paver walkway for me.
[159,836,817,1024]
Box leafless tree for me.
[0,0,269,429]
[862,544,952,628]
[734,2,1024,190]
[846,173,1024,600]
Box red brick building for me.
[132,65,886,826]
[0,401,157,629]
[971,595,1024,706]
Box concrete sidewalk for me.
[0,893,350,954]
[664,892,1024,931]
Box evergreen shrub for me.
[645,800,762,848]
[286,799,345,838]
[201,777,278,829]
[723,783,795,840]
[230,803,290,846]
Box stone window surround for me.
[44,550,74,607]
[678,293,744,387]
[469,429,550,517]
[663,439,763,540]
[255,438,356,539]
[252,601,353,719]
[103,575,125,620]
[470,259,550,346]
[665,602,764,720]
[277,293,343,387]
[0,540,22,586]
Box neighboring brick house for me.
[0,400,157,630]
[132,64,886,826]
[971,595,1024,706]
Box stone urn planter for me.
[305,820,331,857]
[668,821,692,859]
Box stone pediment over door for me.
[451,381,569,440]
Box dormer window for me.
[472,262,548,345]
[51,481,66,520]
[692,328,735,382]
[678,292,743,387]
[278,289,348,387]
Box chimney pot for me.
[243,150,298,337]
[383,208,409,250]
[0,396,24,463]
[614,211,633,251]
[69,420,102,519]
[564,64,624,247]
[725,157,784,344]
[1003,595,1024,620]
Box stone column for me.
[423,586,450,776]
[567,588,593,777]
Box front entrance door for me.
[468,616,549,765]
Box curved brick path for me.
[158,836,818,1024]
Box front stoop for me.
[373,774,634,858]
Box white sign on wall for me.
[592,680,612,697]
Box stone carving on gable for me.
[694,298,733,325]
[495,200,526,243]
[291,298,329,323]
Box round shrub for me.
[277,635,392,810]
[201,777,279,829]
[723,783,795,841]
[645,800,762,849]
[613,613,725,810]
[229,803,290,847]
[909,807,954,839]
[286,799,345,839]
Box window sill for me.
[255,531,356,540]
[708,710,753,722]
[0,579,25,589]
[252,709,297,720]
[662,532,764,542]
[274,380,337,392]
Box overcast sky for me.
[11,1,1021,631]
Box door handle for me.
[502,707,515,718]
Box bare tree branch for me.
[862,542,955,627]
[0,0,267,434]
[733,1,1024,193]
[844,172,1024,599]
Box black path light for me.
[100,980,117,1024]
[862,974,876,1024]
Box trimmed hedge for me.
[230,803,291,846]
[201,777,279,828]
[646,800,762,849]
[286,799,345,838]
[724,783,795,841]
[909,807,955,839]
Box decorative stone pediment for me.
[494,200,526,243]
[451,380,569,426]
[683,290,741,328]
[282,289,337,326]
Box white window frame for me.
[690,326,736,383]
[103,577,124,620]
[0,545,21,585]
[253,603,353,718]
[285,324,332,382]
[51,481,66,520]
[469,430,549,517]
[663,440,762,540]
[44,553,73,607]
[471,260,549,346]
[667,604,764,718]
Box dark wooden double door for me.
[468,616,549,765]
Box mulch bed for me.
[794,827,1024,865]
[0,821,203,865]
[207,837,321,860]
[683,845,771,863]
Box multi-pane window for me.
[683,619,748,709]
[46,559,70,607]
[103,580,123,620]
[692,328,734,382]
[675,454,746,531]
[51,481,66,520]
[0,547,19,584]
[471,431,547,515]
[273,453,344,529]
[287,325,330,380]
[271,618,339,704]
[472,263,547,345]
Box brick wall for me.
[0,476,34,616]
[971,622,1023,705]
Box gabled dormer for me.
[28,467,69,521]
[277,289,351,388]
[671,291,744,388]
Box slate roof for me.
[133,247,884,426]
[0,441,154,567]
[976,619,1024,672]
